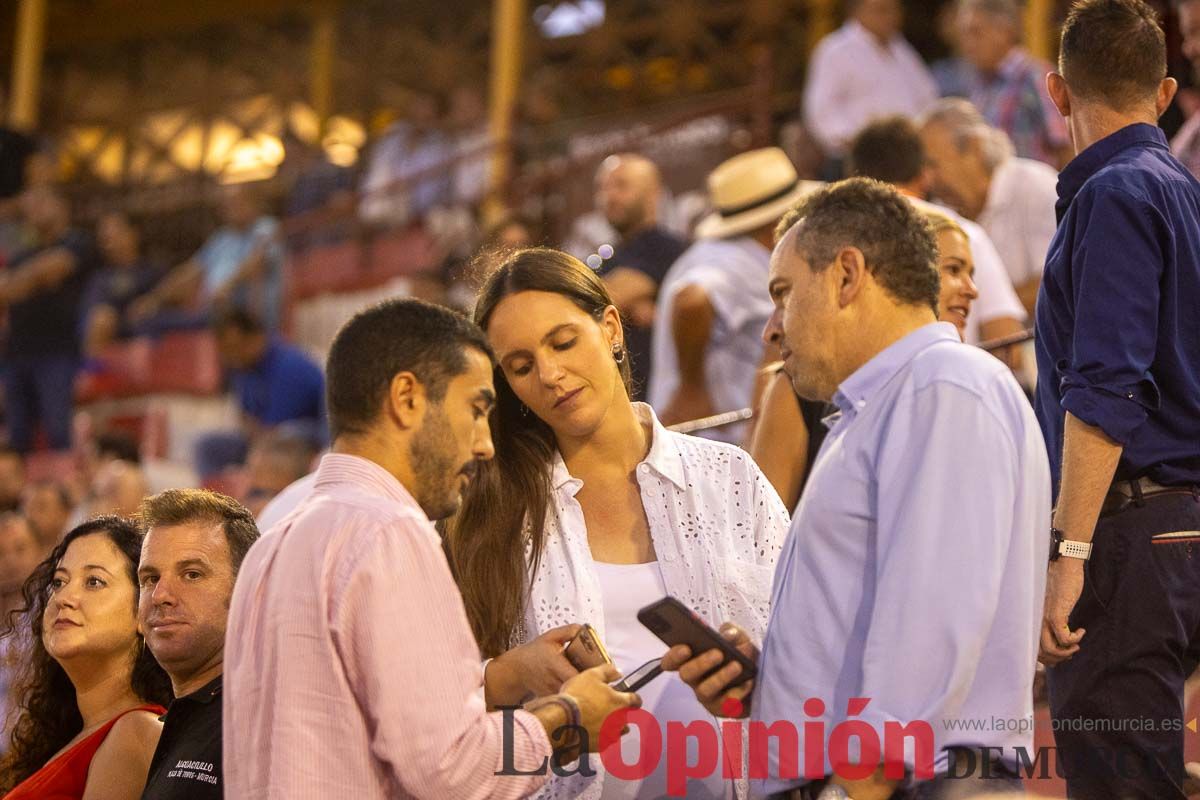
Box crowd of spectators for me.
[1,0,1196,532]
[0,0,1198,793]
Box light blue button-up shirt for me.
[752,322,1050,795]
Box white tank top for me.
[592,559,734,800]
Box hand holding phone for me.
[563,623,613,671]
[642,596,758,718]
[612,658,663,693]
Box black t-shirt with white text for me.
[140,675,223,800]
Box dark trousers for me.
[1048,490,1200,800]
[776,750,1024,799]
[2,354,78,452]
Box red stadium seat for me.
[75,338,155,403]
[146,331,222,395]
[24,450,81,484]
[366,228,438,282]
[289,241,364,299]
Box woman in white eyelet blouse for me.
[445,248,789,800]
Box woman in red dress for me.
[0,516,172,798]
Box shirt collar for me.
[832,322,960,420]
[313,452,421,509]
[845,19,898,51]
[551,403,686,495]
[1057,123,1168,209]
[176,674,223,706]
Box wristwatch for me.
[1049,527,1092,561]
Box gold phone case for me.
[563,624,613,670]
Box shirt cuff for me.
[1058,364,1159,445]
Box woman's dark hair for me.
[0,516,173,792]
[443,248,631,657]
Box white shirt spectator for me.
[648,237,774,443]
[803,21,939,157]
[522,403,788,800]
[910,197,1025,345]
[977,156,1059,288]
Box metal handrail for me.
[980,328,1035,353]
[666,407,754,434]
[667,328,1038,434]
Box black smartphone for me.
[636,596,757,686]
[612,658,663,693]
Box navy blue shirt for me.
[1035,123,1200,492]
[4,229,98,358]
[229,339,325,428]
[595,226,689,401]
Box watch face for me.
[1049,528,1064,561]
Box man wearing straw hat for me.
[648,147,819,443]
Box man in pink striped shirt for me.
[223,298,638,799]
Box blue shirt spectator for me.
[128,186,283,334]
[195,308,325,478]
[754,323,1050,793]
[1035,123,1200,492]
[196,216,283,331]
[82,211,163,356]
[229,339,325,429]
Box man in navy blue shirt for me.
[194,307,325,477]
[1035,2,1200,797]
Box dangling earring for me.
[520,404,530,418]
[612,344,625,364]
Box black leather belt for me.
[1101,476,1200,517]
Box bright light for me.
[533,0,604,38]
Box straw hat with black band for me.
[694,147,824,240]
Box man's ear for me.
[1046,72,1071,118]
[386,372,425,431]
[1157,77,1179,118]
[835,247,869,309]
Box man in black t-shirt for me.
[591,154,688,401]
[136,489,260,800]
[0,188,97,452]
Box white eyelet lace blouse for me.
[519,403,791,800]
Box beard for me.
[409,405,466,521]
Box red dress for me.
[2,704,166,800]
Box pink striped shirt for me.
[223,453,553,799]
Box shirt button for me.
[638,464,649,474]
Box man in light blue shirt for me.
[664,178,1050,800]
[129,185,284,332]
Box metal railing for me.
[667,329,1037,434]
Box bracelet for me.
[526,694,581,731]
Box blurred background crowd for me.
[1,3,1200,787]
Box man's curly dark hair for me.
[0,516,172,792]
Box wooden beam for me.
[309,0,338,136]
[35,0,305,52]
[9,0,47,130]
[1024,0,1055,63]
[483,0,526,221]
